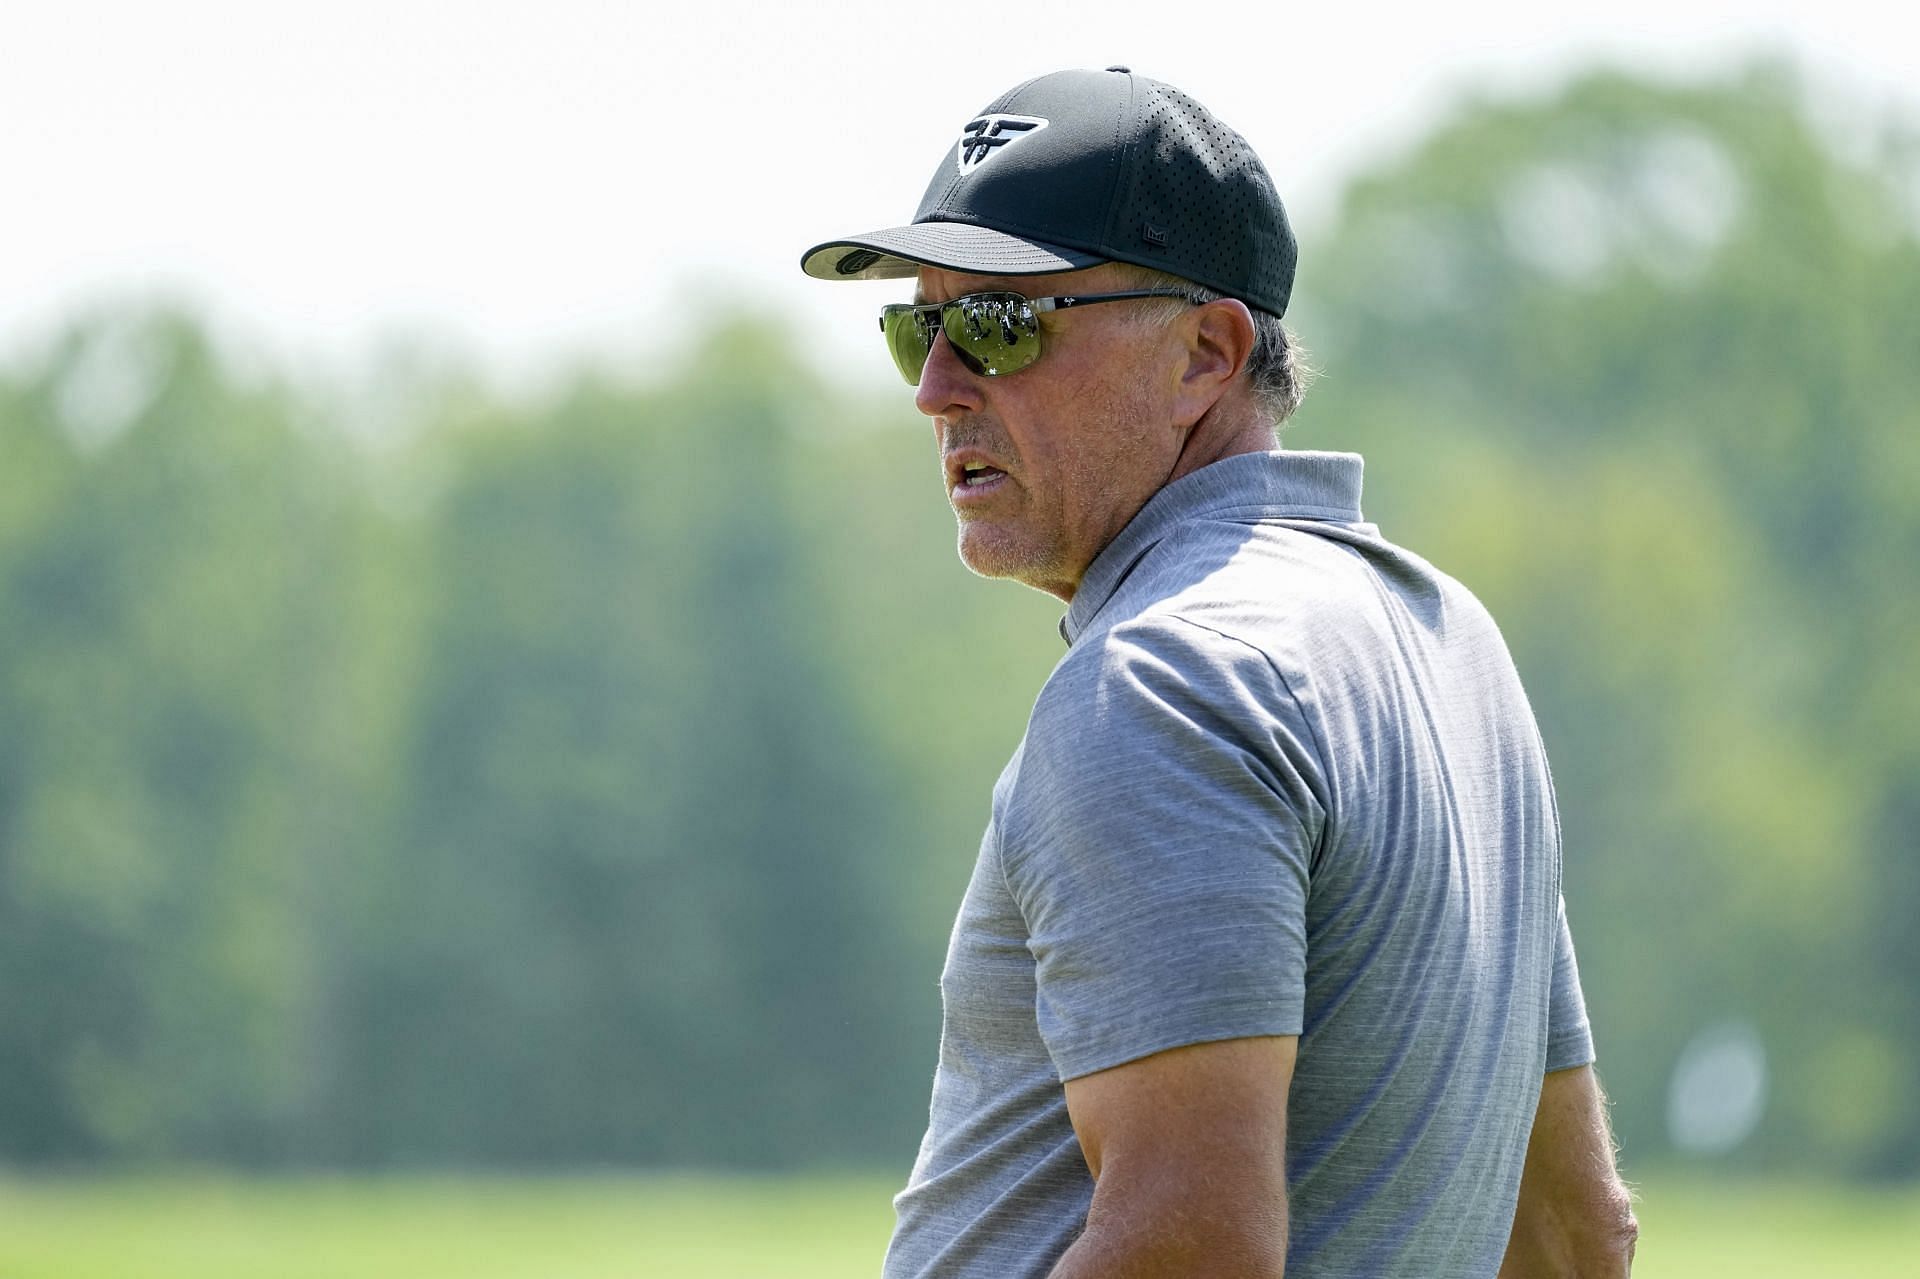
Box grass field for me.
[2,1171,1917,1277]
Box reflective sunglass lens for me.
[881,306,935,385]
[945,294,1040,377]
[878,293,1045,386]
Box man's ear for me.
[1172,298,1256,429]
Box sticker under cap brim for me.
[800,220,1105,282]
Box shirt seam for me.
[1150,612,1336,856]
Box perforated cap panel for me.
[1114,81,1295,315]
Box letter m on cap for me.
[957,114,1048,173]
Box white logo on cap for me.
[957,114,1049,173]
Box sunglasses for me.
[878,288,1195,386]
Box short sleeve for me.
[1546,895,1596,1070]
[998,614,1327,1082]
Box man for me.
[801,67,1637,1278]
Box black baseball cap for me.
[800,66,1296,317]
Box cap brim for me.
[800,221,1106,282]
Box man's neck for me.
[1166,402,1277,487]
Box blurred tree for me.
[320,320,928,1167]
[0,312,375,1164]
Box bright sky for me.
[3,1,1915,393]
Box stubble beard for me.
[940,346,1171,599]
[945,412,1143,601]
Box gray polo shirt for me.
[883,450,1594,1279]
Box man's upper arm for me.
[1499,1065,1639,1278]
[1055,1035,1297,1278]
[1008,618,1319,1274]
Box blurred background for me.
[2,2,1917,1276]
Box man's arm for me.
[1498,1064,1639,1278]
[1049,1035,1296,1279]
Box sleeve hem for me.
[1545,1028,1596,1074]
[1052,1013,1304,1083]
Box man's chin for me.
[957,529,1018,580]
[957,522,1035,580]
[956,526,1076,600]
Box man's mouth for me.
[960,462,1006,487]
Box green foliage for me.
[303,322,940,1168]
[0,59,1914,1178]
[0,314,370,1163]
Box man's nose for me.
[914,330,983,419]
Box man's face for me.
[913,263,1189,602]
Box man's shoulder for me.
[1032,510,1517,775]
[1042,603,1281,717]
[1022,595,1316,798]
[1070,514,1412,679]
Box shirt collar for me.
[1060,450,1368,646]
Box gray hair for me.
[1116,266,1315,427]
